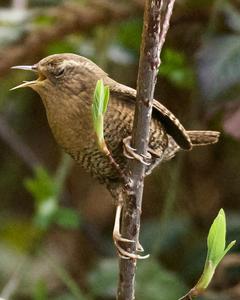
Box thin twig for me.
[117,1,176,299]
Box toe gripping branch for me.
[123,136,152,166]
[113,203,150,260]
[114,137,151,259]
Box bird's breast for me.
[38,88,90,148]
[40,90,169,182]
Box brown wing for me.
[152,100,191,150]
[108,82,192,150]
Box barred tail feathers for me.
[187,131,220,146]
[162,130,220,163]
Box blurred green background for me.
[0,0,240,299]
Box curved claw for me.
[123,136,136,152]
[113,203,149,260]
[113,233,135,244]
[114,239,150,260]
[141,152,152,160]
[123,148,134,160]
[123,136,152,166]
[113,233,148,258]
[136,242,144,252]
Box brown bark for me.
[117,1,176,299]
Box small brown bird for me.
[12,53,220,258]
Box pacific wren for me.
[12,53,220,258]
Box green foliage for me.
[207,209,235,267]
[53,294,79,300]
[46,255,89,300]
[24,167,58,204]
[93,79,109,119]
[46,39,78,56]
[33,279,48,300]
[1,1,240,299]
[0,219,41,252]
[30,0,64,6]
[24,166,58,228]
[92,79,110,154]
[34,14,56,26]
[88,258,118,298]
[24,166,80,230]
[88,258,186,300]
[159,48,195,89]
[136,259,187,300]
[55,207,81,229]
[117,18,142,53]
[194,209,236,293]
[140,217,192,255]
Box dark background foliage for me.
[0,0,240,299]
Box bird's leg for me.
[113,203,134,243]
[123,136,152,165]
[113,202,149,259]
[105,150,132,185]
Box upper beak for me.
[10,64,38,91]
[11,65,38,72]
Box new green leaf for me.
[207,209,235,267]
[179,209,236,299]
[195,209,236,292]
[92,79,110,154]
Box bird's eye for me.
[55,67,65,78]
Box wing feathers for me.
[109,82,192,150]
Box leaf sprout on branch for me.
[92,79,110,155]
[180,208,236,299]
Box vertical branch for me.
[117,1,176,300]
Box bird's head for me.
[11,53,107,97]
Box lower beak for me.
[10,80,38,91]
[10,64,39,90]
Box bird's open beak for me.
[10,64,40,91]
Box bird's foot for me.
[113,203,149,260]
[123,136,152,166]
[113,232,149,260]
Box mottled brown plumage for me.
[12,53,220,259]
[12,53,220,196]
